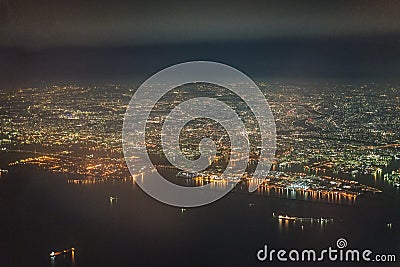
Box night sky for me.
[1,0,400,87]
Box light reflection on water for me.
[277,217,331,233]
[255,187,357,205]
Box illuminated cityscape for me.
[1,83,398,204]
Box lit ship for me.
[272,212,333,223]
[50,247,75,257]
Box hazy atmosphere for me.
[1,0,400,87]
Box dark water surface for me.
[0,158,400,266]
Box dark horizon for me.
[2,1,400,88]
[2,34,400,89]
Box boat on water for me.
[50,247,75,257]
[277,215,297,221]
[272,212,333,223]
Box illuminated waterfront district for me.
[0,83,398,205]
